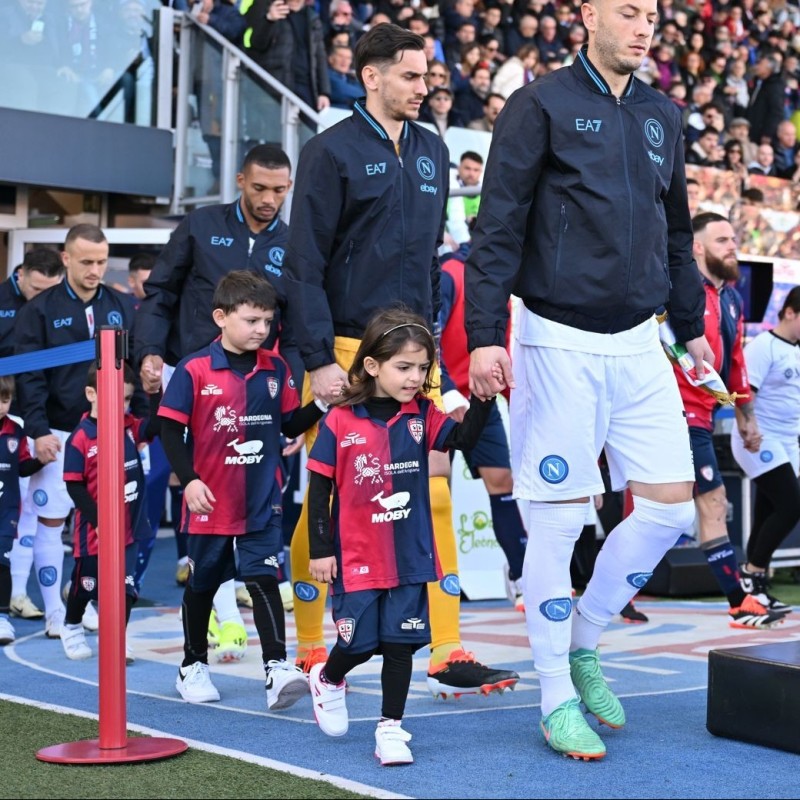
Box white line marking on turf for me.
[0,693,410,800]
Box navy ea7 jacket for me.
[133,200,291,368]
[283,100,450,372]
[15,280,138,439]
[465,47,705,349]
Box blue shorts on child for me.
[70,543,138,601]
[187,519,283,592]
[331,583,430,653]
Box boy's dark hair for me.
[741,187,765,204]
[21,247,63,278]
[0,375,15,402]
[241,144,291,173]
[129,253,156,273]
[344,305,436,405]
[212,270,277,315]
[779,286,800,319]
[354,24,425,88]
[65,223,106,248]
[86,361,136,390]
[692,211,728,233]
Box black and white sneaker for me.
[739,566,792,616]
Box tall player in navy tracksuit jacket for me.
[305,307,502,766]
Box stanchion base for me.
[36,737,188,764]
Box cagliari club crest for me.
[408,418,423,444]
[336,617,355,644]
[267,376,279,399]
[6,438,17,454]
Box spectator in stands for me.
[478,4,506,57]
[478,33,503,74]
[680,49,706,94]
[534,15,567,63]
[419,85,466,137]
[245,0,331,112]
[491,43,538,98]
[467,91,505,132]
[443,0,481,54]
[772,118,800,177]
[684,82,714,143]
[454,62,492,124]
[721,57,751,119]
[445,150,483,252]
[505,13,538,59]
[723,139,750,190]
[686,126,727,167]
[748,141,777,175]
[327,44,361,109]
[653,42,680,92]
[446,23,478,75]
[53,0,118,117]
[747,52,786,145]
[407,13,444,63]
[425,58,450,92]
[726,115,758,163]
[686,176,702,218]
[449,41,481,93]
[326,0,363,50]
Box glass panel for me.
[181,29,224,202]
[0,0,158,125]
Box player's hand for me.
[282,433,305,456]
[184,479,215,514]
[310,362,348,406]
[738,417,763,453]
[34,434,60,463]
[310,556,337,584]
[317,95,331,111]
[140,354,164,394]
[469,345,514,401]
[684,335,714,381]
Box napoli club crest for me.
[267,376,278,399]
[408,418,423,444]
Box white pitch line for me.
[0,693,409,800]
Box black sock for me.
[0,564,10,614]
[181,583,216,668]
[243,574,286,664]
[380,642,415,720]
[323,643,374,685]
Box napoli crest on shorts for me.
[294,581,319,602]
[626,572,653,589]
[336,617,355,644]
[107,311,123,326]
[539,597,572,621]
[267,376,279,399]
[644,118,664,148]
[700,464,714,482]
[539,455,568,484]
[6,437,17,454]
[81,577,96,593]
[416,156,435,181]
[33,489,48,507]
[760,450,774,463]
[786,369,795,380]
[408,417,424,444]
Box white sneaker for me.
[309,662,348,736]
[82,601,99,632]
[279,581,294,612]
[374,719,413,766]
[9,594,44,619]
[265,659,309,710]
[61,623,92,660]
[176,662,220,703]
[503,563,525,612]
[0,616,15,645]
[45,607,66,639]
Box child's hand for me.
[309,556,337,584]
[184,479,215,514]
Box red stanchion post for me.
[37,328,188,764]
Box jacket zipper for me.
[398,143,405,302]
[617,95,635,324]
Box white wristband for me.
[314,398,330,412]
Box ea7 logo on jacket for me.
[576,118,602,132]
[54,317,73,328]
[211,236,234,247]
[365,162,386,175]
